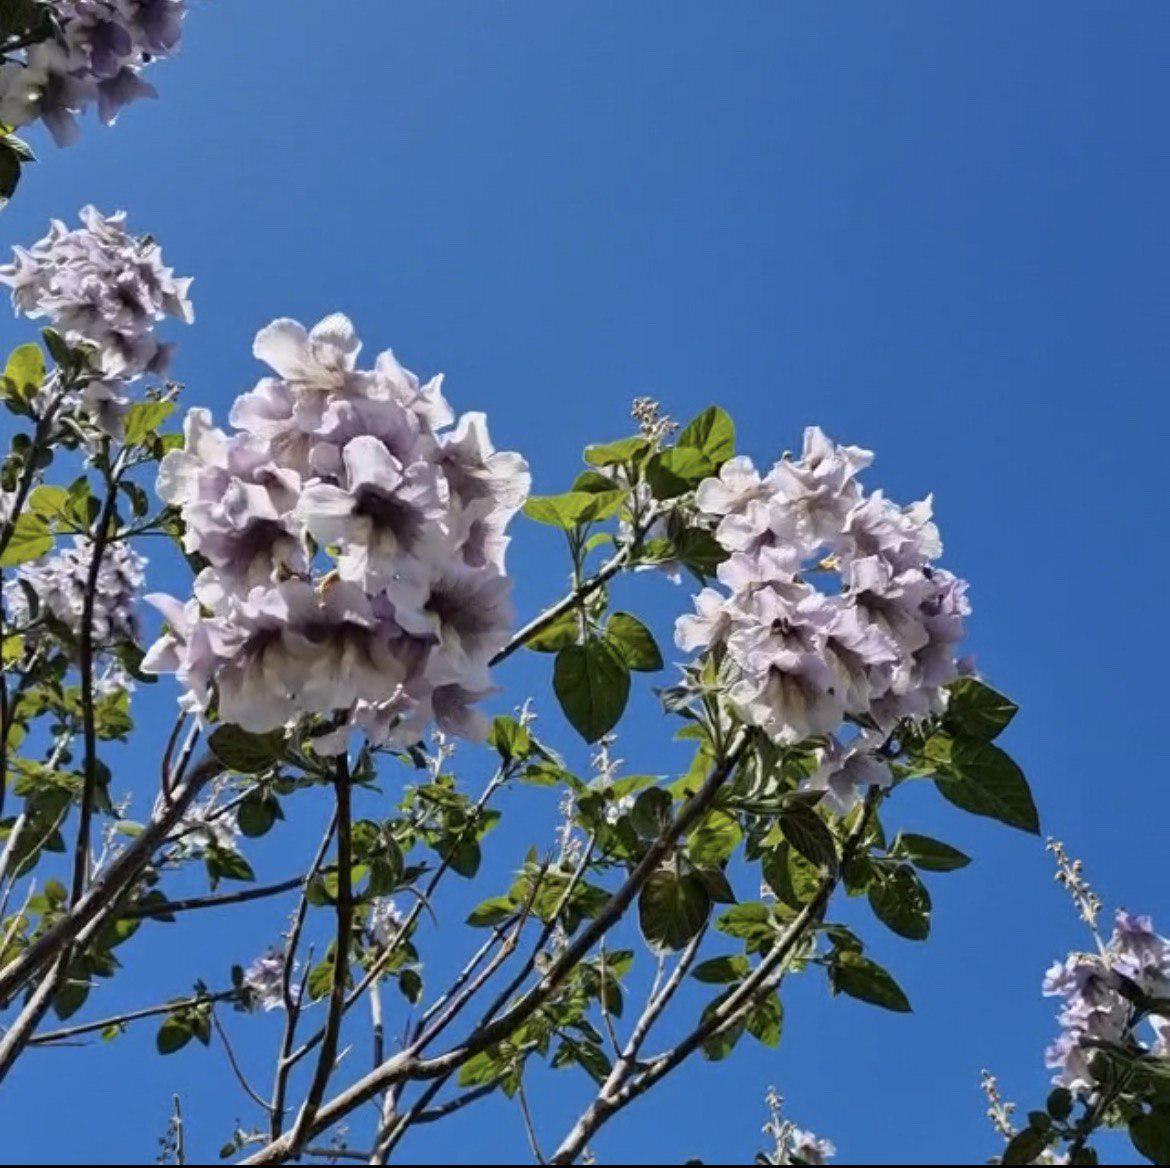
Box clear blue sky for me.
[2,2,1168,1163]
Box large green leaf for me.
[829,951,912,1013]
[524,489,625,529]
[893,832,971,872]
[553,640,630,742]
[584,436,650,467]
[936,740,1039,834]
[605,612,663,672]
[945,678,1018,742]
[124,400,176,446]
[644,447,714,499]
[1130,1112,1170,1165]
[744,991,784,1047]
[208,726,285,775]
[675,405,735,465]
[691,954,750,984]
[5,343,44,392]
[0,513,52,566]
[638,868,711,952]
[779,802,838,871]
[867,863,932,941]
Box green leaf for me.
[1002,1126,1050,1165]
[1131,1113,1170,1165]
[206,846,255,885]
[5,343,43,392]
[466,896,516,928]
[672,526,727,578]
[156,1016,192,1055]
[0,513,51,567]
[699,990,746,1061]
[208,725,285,775]
[123,400,176,446]
[779,803,838,871]
[1046,1087,1073,1122]
[829,951,912,1013]
[524,607,580,653]
[458,1049,503,1089]
[638,868,711,952]
[584,436,650,467]
[553,640,630,743]
[692,954,750,984]
[488,715,532,762]
[630,786,673,837]
[644,446,714,499]
[936,740,1040,834]
[675,405,735,465]
[687,810,742,866]
[27,484,68,521]
[715,902,776,947]
[53,976,89,1021]
[398,968,423,1005]
[604,611,663,672]
[893,832,971,872]
[237,790,281,838]
[524,489,625,529]
[745,991,784,1047]
[945,678,1018,742]
[867,863,932,941]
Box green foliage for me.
[208,725,286,775]
[0,512,52,565]
[891,832,971,872]
[944,678,1018,741]
[867,862,932,941]
[604,611,663,672]
[553,639,630,742]
[524,489,626,529]
[828,951,912,1013]
[638,867,711,952]
[935,739,1039,834]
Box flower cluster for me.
[1043,910,1170,1091]
[0,205,193,435]
[240,949,294,1014]
[368,897,405,948]
[143,314,529,752]
[5,534,145,644]
[676,427,969,810]
[0,1,186,147]
[169,793,239,858]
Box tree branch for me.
[241,732,748,1165]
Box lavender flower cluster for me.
[240,949,294,1014]
[143,313,530,752]
[1043,911,1170,1092]
[5,533,145,643]
[0,205,193,435]
[676,427,969,812]
[0,1,186,147]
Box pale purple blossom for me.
[144,314,527,750]
[675,429,969,755]
[0,207,192,437]
[1043,910,1170,1091]
[0,1,186,147]
[802,733,892,815]
[241,949,295,1013]
[6,535,145,644]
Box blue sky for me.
[2,1,1169,1163]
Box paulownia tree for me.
[0,6,1167,1167]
